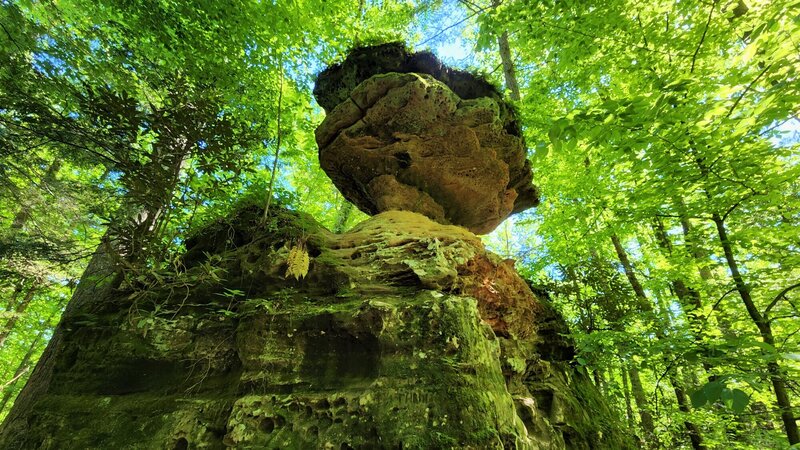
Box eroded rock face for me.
[315,45,539,234]
[0,207,630,449]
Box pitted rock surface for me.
[315,69,539,234]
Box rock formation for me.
[0,44,630,449]
[0,207,628,449]
[315,43,539,234]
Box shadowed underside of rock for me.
[0,207,630,449]
[314,44,539,234]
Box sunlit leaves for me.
[690,379,750,415]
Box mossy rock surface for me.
[0,208,630,449]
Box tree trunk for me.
[610,234,649,310]
[651,218,715,376]
[10,159,62,230]
[675,200,713,282]
[712,213,799,444]
[673,371,705,450]
[0,287,35,349]
[651,218,703,312]
[2,132,191,434]
[2,284,23,313]
[332,200,354,234]
[621,362,635,430]
[678,206,735,341]
[593,368,606,395]
[628,365,658,447]
[611,233,706,449]
[497,31,522,101]
[0,332,42,414]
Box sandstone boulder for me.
[314,44,539,234]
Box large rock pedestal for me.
[0,207,628,449]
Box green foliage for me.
[473,0,800,447]
[690,378,750,414]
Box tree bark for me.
[678,206,735,341]
[593,368,606,395]
[333,200,354,234]
[621,362,635,430]
[673,371,705,450]
[610,234,649,309]
[651,218,715,376]
[10,159,62,230]
[679,218,713,281]
[652,218,703,312]
[2,119,191,432]
[628,365,658,447]
[2,284,23,313]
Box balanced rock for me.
[314,44,539,234]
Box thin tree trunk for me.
[611,233,706,449]
[0,287,35,348]
[712,213,799,444]
[2,284,23,313]
[611,234,649,309]
[673,371,705,450]
[333,200,354,234]
[652,218,703,312]
[489,1,521,103]
[593,368,606,395]
[678,205,735,340]
[675,200,713,282]
[263,60,284,222]
[0,332,42,414]
[651,218,715,376]
[628,365,658,447]
[10,159,62,230]
[497,31,521,101]
[621,362,635,430]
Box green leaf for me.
[703,380,724,403]
[731,389,749,414]
[690,389,706,408]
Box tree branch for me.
[765,282,800,317]
[690,0,716,74]
[726,62,773,119]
